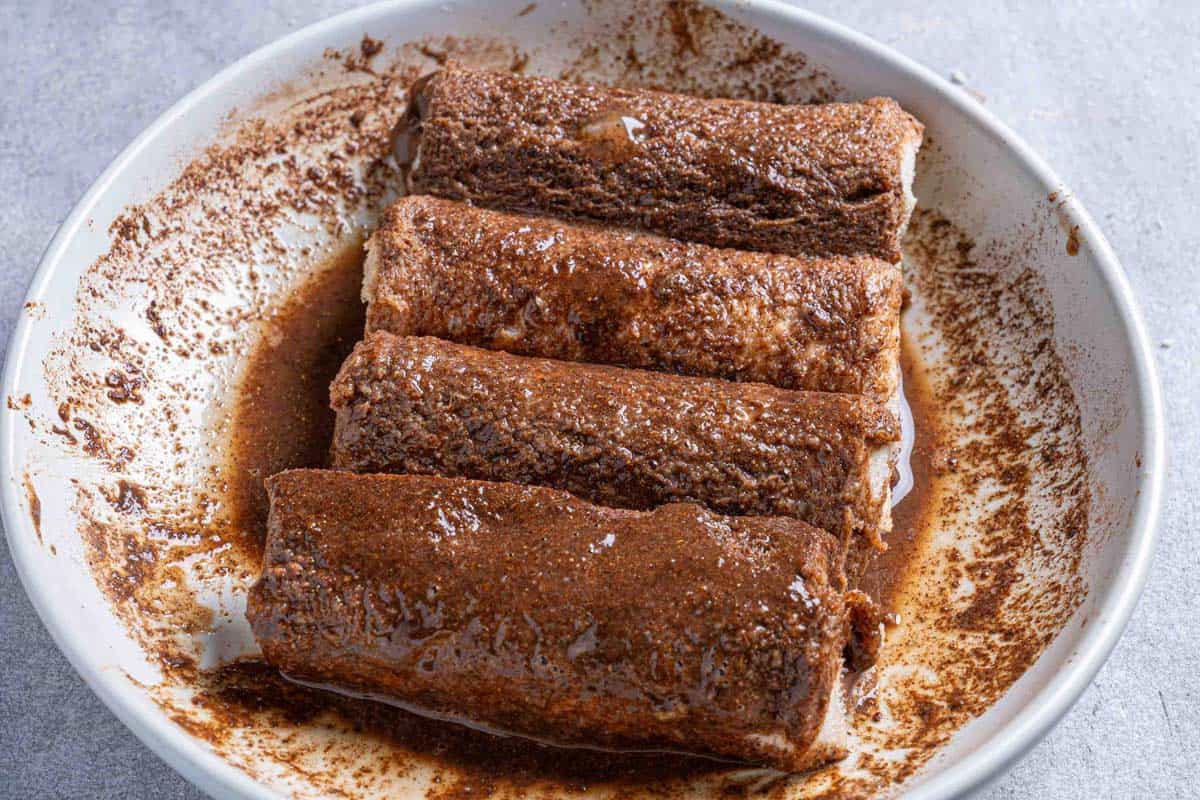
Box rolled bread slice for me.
[363,195,903,405]
[395,64,923,263]
[329,333,898,554]
[248,469,851,772]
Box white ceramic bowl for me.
[1,1,1163,798]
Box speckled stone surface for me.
[0,1,1194,797]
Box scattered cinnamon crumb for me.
[23,473,41,542]
[360,34,384,60]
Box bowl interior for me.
[1,1,1159,799]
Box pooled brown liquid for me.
[222,244,367,542]
[860,336,940,615]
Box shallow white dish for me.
[1,1,1163,798]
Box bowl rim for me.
[0,1,1164,798]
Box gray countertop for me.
[1,1,1195,797]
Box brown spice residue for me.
[418,43,450,65]
[104,368,143,403]
[1066,224,1081,255]
[109,480,148,516]
[855,207,1091,777]
[339,34,386,74]
[23,473,42,543]
[665,0,700,57]
[72,417,110,461]
[565,0,839,104]
[361,34,384,60]
[49,424,77,445]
